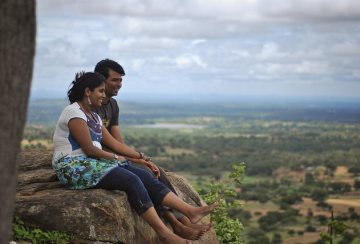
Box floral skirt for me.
[52,155,118,190]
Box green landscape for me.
[23,98,360,244]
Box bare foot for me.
[159,230,192,244]
[179,216,213,232]
[188,202,219,224]
[172,222,205,240]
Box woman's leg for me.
[124,164,218,224]
[97,166,153,215]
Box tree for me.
[0,1,36,243]
[348,165,360,176]
[354,179,360,191]
[271,233,282,244]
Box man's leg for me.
[128,161,212,236]
[128,161,183,216]
[96,166,190,244]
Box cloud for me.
[108,37,180,51]
[258,42,286,60]
[32,0,360,98]
[131,59,146,72]
[174,54,207,69]
[295,61,328,75]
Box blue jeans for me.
[96,161,171,215]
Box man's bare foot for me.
[179,216,212,232]
[172,221,205,240]
[188,202,219,224]
[163,211,204,240]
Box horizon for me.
[28,92,360,107]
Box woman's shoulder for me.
[62,102,81,113]
[61,103,86,121]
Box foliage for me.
[246,228,270,244]
[200,162,245,244]
[320,212,359,244]
[12,217,70,244]
[348,165,360,176]
[271,232,282,244]
[354,179,360,190]
[24,99,360,243]
[257,209,299,231]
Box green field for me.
[24,98,360,243]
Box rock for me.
[15,150,219,244]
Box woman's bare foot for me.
[179,216,213,232]
[188,202,219,224]
[158,229,193,244]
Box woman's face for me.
[89,83,106,107]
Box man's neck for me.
[102,96,111,105]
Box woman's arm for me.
[68,118,117,160]
[101,126,142,159]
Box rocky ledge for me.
[15,150,218,244]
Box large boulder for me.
[15,150,218,244]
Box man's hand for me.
[130,158,161,178]
[143,160,160,178]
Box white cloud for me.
[109,37,180,51]
[191,39,207,46]
[330,40,360,56]
[174,54,207,69]
[295,61,328,75]
[258,42,285,60]
[131,59,146,72]
[32,0,360,98]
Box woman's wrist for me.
[113,153,119,160]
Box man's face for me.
[105,69,123,98]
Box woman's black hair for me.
[67,71,106,103]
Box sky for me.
[32,0,360,101]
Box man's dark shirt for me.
[93,98,119,132]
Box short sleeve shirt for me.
[53,102,103,161]
[93,98,119,132]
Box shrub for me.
[12,217,70,243]
[305,225,317,232]
[201,162,246,243]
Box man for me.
[93,59,210,240]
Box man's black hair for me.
[94,59,125,78]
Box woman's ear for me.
[84,87,91,96]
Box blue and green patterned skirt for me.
[52,155,118,190]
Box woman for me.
[52,72,217,244]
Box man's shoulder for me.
[98,98,118,109]
[108,98,119,111]
[109,97,119,106]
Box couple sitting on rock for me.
[52,59,218,244]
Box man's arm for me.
[109,125,124,143]
[109,124,160,178]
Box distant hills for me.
[26,98,360,126]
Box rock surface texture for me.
[15,150,218,244]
